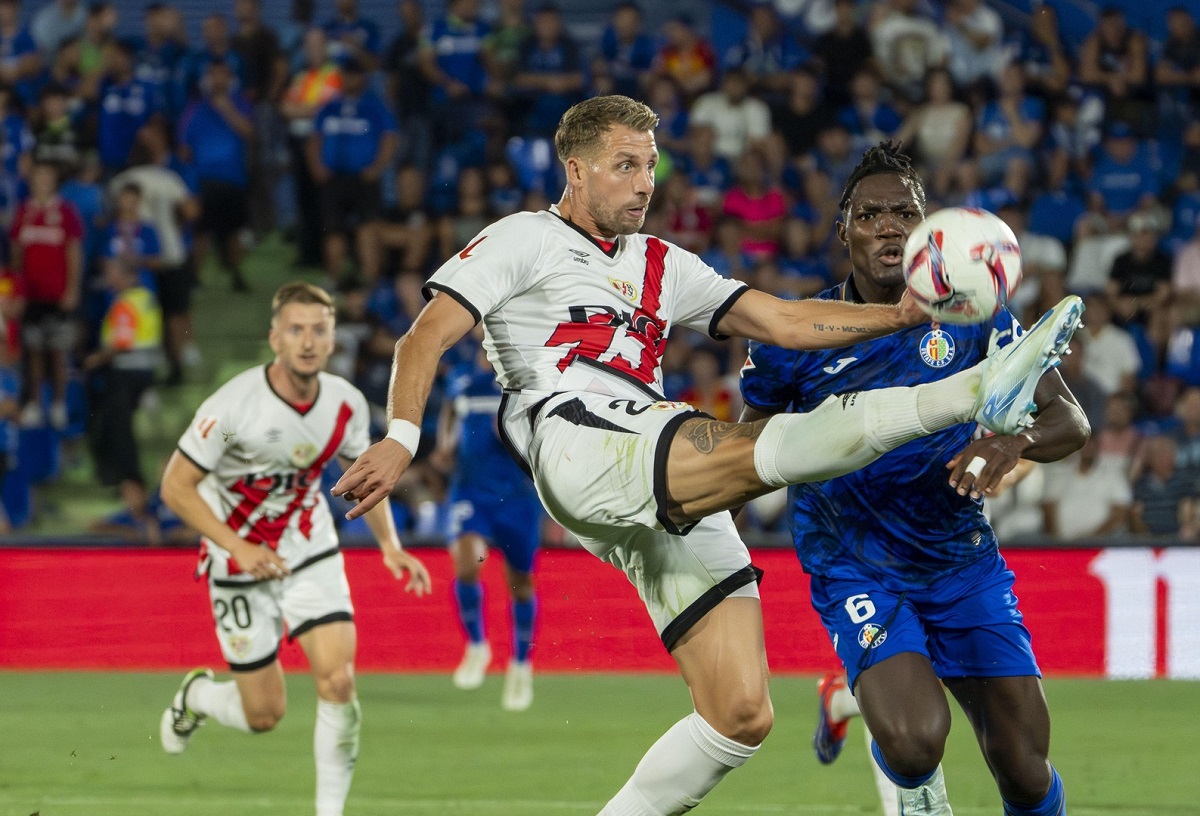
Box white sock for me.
[830,685,860,723]
[753,368,981,489]
[188,677,252,733]
[598,712,758,816]
[866,727,901,816]
[314,698,361,816]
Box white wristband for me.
[385,419,420,456]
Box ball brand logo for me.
[609,278,638,301]
[919,329,955,368]
[858,623,887,650]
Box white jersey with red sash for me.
[177,365,371,580]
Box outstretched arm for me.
[947,369,1090,498]
[332,293,476,519]
[715,288,927,350]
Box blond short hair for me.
[554,95,659,165]
[271,281,334,318]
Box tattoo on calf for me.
[683,419,763,454]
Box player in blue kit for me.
[740,143,1089,816]
[435,344,544,711]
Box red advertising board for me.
[1,547,1197,677]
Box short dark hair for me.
[118,181,143,198]
[839,140,926,216]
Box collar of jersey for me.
[548,204,622,259]
[841,275,866,304]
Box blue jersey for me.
[445,364,538,502]
[314,90,398,174]
[740,278,1020,586]
[178,95,253,186]
[97,78,161,169]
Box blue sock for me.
[512,595,536,663]
[870,739,936,789]
[453,579,485,644]
[1003,766,1065,816]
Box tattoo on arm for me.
[683,419,764,454]
[813,323,873,333]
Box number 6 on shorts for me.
[844,593,876,624]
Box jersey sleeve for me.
[739,342,797,413]
[337,387,372,460]
[422,214,544,323]
[176,391,235,472]
[666,244,749,340]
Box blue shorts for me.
[809,554,1039,690]
[446,488,542,574]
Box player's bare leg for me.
[856,653,954,814]
[451,533,492,690]
[298,621,361,816]
[944,676,1064,813]
[161,661,278,754]
[599,598,770,815]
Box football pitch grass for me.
[1,672,1196,816]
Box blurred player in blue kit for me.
[740,143,1089,816]
[435,341,543,711]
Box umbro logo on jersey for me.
[266,428,282,442]
[822,357,857,375]
[569,249,589,257]
[458,235,487,259]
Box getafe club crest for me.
[919,329,955,368]
[858,623,888,650]
[609,277,638,302]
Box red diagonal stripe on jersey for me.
[224,402,355,558]
[640,237,667,320]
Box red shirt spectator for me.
[10,192,83,304]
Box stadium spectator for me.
[811,0,874,109]
[76,1,116,99]
[1155,6,1200,129]
[1010,3,1070,100]
[232,0,284,237]
[481,0,529,91]
[805,120,857,192]
[281,26,341,269]
[177,56,254,293]
[893,68,970,197]
[101,181,160,296]
[1108,211,1171,328]
[837,66,900,151]
[278,0,315,71]
[1078,6,1150,129]
[83,236,161,530]
[110,120,199,387]
[973,62,1043,195]
[772,217,830,299]
[435,166,490,262]
[10,160,81,430]
[174,14,245,116]
[1087,122,1162,226]
[1041,439,1131,539]
[1173,216,1200,319]
[1081,294,1141,398]
[1057,336,1107,432]
[33,82,80,171]
[0,81,33,213]
[383,0,433,170]
[420,0,491,145]
[689,67,771,163]
[722,3,805,101]
[321,0,379,71]
[0,0,43,106]
[722,149,786,261]
[95,40,160,175]
[996,197,1066,323]
[31,0,84,57]
[378,164,433,276]
[1067,211,1131,292]
[680,123,729,210]
[132,2,186,113]
[867,0,949,102]
[944,0,1006,88]
[1131,434,1196,536]
[770,67,833,163]
[644,74,689,158]
[597,1,655,100]
[308,56,397,287]
[511,3,584,139]
[679,344,739,422]
[1045,93,1102,190]
[1096,391,1142,477]
[651,14,716,99]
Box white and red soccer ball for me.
[903,207,1023,326]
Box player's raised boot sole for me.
[974,296,1084,436]
[452,642,492,690]
[160,667,213,755]
[813,671,850,765]
[501,661,533,711]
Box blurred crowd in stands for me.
[0,0,1198,543]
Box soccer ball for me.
[903,207,1023,325]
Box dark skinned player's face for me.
[837,173,923,301]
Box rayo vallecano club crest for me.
[919,329,955,368]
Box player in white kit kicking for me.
[158,282,431,816]
[332,96,1084,815]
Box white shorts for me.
[528,390,760,650]
[207,549,354,671]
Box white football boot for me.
[452,642,492,690]
[975,295,1084,435]
[896,765,953,815]
[501,661,533,711]
[159,667,213,754]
